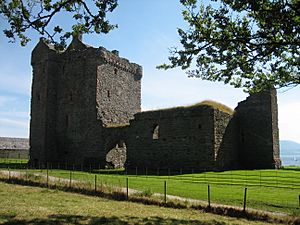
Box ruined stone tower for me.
[235,89,281,169]
[30,36,142,166]
[29,38,280,170]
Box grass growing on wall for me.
[144,100,235,115]
[196,100,234,115]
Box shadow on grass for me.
[0,214,226,225]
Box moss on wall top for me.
[194,100,234,115]
[142,100,234,115]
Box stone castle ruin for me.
[29,36,281,171]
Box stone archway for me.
[106,140,127,169]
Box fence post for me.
[276,170,278,187]
[8,167,10,181]
[69,170,72,188]
[208,185,211,208]
[46,163,49,188]
[243,187,248,211]
[260,171,261,187]
[94,174,97,193]
[135,167,138,176]
[26,166,28,183]
[126,177,129,200]
[164,180,167,204]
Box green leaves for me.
[159,0,300,92]
[1,0,118,49]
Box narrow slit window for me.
[66,115,69,128]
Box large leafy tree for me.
[0,0,118,50]
[159,0,300,92]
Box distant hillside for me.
[280,140,300,156]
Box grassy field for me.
[0,159,299,216]
[0,182,278,225]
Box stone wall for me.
[214,111,239,170]
[235,89,281,169]
[30,39,61,164]
[96,48,142,126]
[30,36,142,166]
[123,105,217,170]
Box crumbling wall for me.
[214,111,239,170]
[125,106,216,170]
[235,89,281,169]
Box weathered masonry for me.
[29,37,281,171]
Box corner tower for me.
[29,38,62,165]
[235,89,281,169]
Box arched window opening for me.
[152,124,159,140]
[106,140,127,169]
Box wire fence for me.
[0,161,299,216]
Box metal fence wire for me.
[0,161,299,215]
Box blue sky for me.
[0,0,299,143]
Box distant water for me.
[281,155,300,166]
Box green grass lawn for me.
[1,159,299,216]
[0,182,277,225]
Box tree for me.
[0,0,118,50]
[158,0,300,92]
